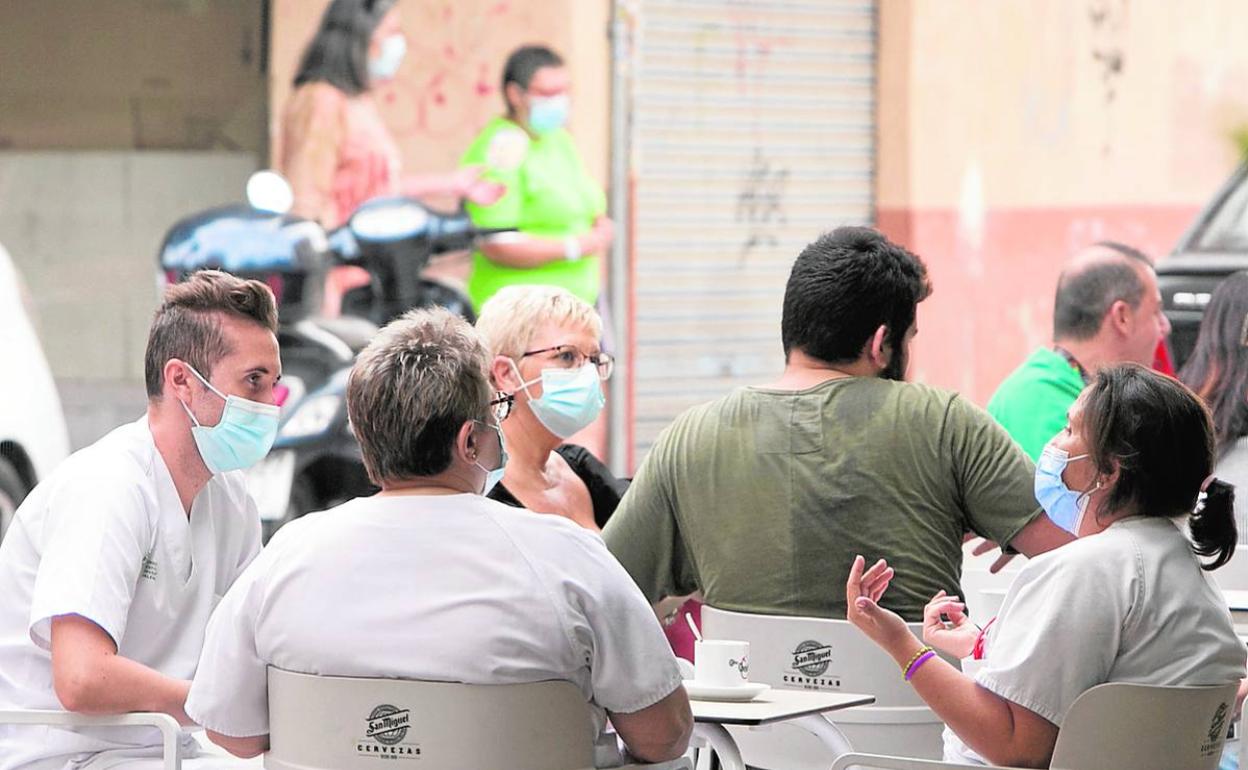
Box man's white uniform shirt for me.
[0,418,261,769]
[185,493,684,740]
[944,516,1247,764]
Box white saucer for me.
[682,680,770,702]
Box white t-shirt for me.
[185,493,684,739]
[0,418,262,770]
[945,516,1247,764]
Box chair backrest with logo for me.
[264,668,596,770]
[1047,682,1237,770]
[829,682,1239,770]
[701,606,954,767]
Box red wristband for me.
[972,617,997,660]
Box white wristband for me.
[563,235,582,262]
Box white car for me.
[0,242,70,539]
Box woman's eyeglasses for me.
[489,391,515,422]
[520,345,614,380]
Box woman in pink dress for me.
[279,0,502,313]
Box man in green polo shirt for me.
[461,45,613,311]
[987,242,1171,460]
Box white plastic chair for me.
[265,667,691,770]
[829,681,1239,770]
[0,709,183,770]
[701,606,958,770]
[1238,702,1248,770]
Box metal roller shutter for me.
[626,0,878,462]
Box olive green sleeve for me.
[602,426,698,603]
[945,394,1046,548]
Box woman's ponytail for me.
[1191,478,1237,571]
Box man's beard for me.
[881,345,908,381]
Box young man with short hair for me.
[0,270,281,769]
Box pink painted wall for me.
[877,205,1198,397]
[877,0,1248,404]
[269,0,609,186]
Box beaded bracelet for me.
[902,645,935,680]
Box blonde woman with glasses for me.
[476,285,620,532]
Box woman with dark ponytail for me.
[844,363,1246,767]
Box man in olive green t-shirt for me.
[986,242,1170,461]
[603,228,1073,621]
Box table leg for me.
[694,739,713,770]
[692,723,745,770]
[789,713,854,758]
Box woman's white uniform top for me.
[0,418,261,770]
[945,516,1247,764]
[185,493,685,740]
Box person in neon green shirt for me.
[461,45,614,311]
[987,242,1170,460]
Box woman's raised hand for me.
[921,590,979,659]
[845,555,912,652]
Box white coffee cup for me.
[694,640,750,687]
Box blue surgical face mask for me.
[527,94,569,135]
[369,33,407,82]
[511,360,605,439]
[474,420,508,495]
[1034,440,1099,535]
[180,364,280,475]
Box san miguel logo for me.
[782,640,841,689]
[356,704,420,759]
[1201,701,1230,757]
[792,641,832,677]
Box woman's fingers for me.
[848,556,904,627]
[925,598,968,625]
[867,568,894,602]
[846,555,866,605]
[861,558,890,583]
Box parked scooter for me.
[158,172,509,540]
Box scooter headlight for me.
[279,393,342,440]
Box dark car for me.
[1158,163,1248,369]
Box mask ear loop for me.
[507,358,542,397]
[1075,479,1102,507]
[176,361,223,429]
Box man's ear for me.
[1106,300,1133,337]
[163,359,194,403]
[867,325,889,369]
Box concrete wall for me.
[876,0,1248,403]
[0,152,257,448]
[0,0,266,152]
[0,1,269,448]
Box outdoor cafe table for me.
[689,688,875,770]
